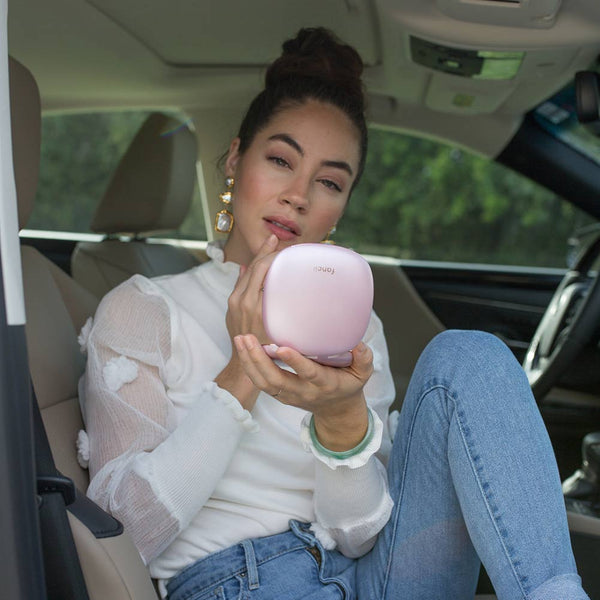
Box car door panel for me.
[401,261,562,363]
[372,260,600,479]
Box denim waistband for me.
[166,520,320,598]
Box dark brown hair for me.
[236,27,368,190]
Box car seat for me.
[10,55,159,600]
[71,112,201,299]
[10,56,500,600]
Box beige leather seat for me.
[370,261,444,408]
[10,56,159,600]
[71,112,200,299]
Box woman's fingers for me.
[277,343,373,384]
[234,335,289,396]
[228,235,279,341]
[349,342,374,381]
[275,346,322,383]
[257,233,279,257]
[231,234,277,295]
[244,237,278,294]
[235,335,375,411]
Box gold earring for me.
[214,176,234,234]
[322,225,337,244]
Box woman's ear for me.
[225,138,241,176]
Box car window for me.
[337,128,595,268]
[26,111,206,240]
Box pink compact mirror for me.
[262,243,373,367]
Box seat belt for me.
[32,387,90,600]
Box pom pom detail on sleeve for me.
[309,522,337,550]
[300,407,384,470]
[205,240,226,262]
[76,429,90,469]
[78,317,93,354]
[103,356,139,392]
[205,381,260,433]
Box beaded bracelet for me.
[309,409,375,460]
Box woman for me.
[81,27,589,599]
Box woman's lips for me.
[264,218,300,241]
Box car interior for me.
[4,0,600,599]
[70,111,201,299]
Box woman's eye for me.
[268,156,290,168]
[320,179,342,192]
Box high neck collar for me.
[200,240,241,295]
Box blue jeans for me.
[167,331,589,600]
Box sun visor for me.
[435,0,562,29]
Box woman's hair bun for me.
[234,27,369,190]
[265,27,364,104]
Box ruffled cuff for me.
[206,381,259,433]
[300,407,383,470]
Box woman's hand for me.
[226,234,278,343]
[234,334,374,451]
[215,234,279,411]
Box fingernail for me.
[234,336,244,351]
[267,234,277,246]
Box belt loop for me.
[241,540,260,590]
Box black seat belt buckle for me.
[37,474,77,506]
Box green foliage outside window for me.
[28,114,595,267]
[29,112,206,239]
[31,112,148,233]
[338,128,594,267]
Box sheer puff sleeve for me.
[82,277,254,564]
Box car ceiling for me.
[7,0,600,157]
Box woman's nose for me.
[280,197,307,213]
[279,182,309,213]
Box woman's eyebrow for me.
[322,160,353,177]
[268,133,304,155]
[268,133,354,176]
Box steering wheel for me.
[523,234,600,402]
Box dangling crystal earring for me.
[322,225,337,244]
[214,176,234,233]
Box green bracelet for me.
[309,410,375,460]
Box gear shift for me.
[563,432,600,517]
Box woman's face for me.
[223,100,361,265]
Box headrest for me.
[9,57,41,230]
[90,112,197,235]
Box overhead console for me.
[435,0,562,29]
[390,0,598,116]
[405,32,581,114]
[410,36,523,81]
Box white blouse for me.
[80,242,396,591]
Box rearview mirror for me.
[575,71,600,135]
